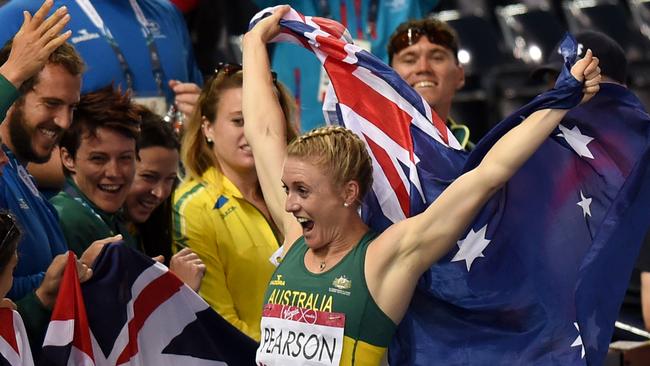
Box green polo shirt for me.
[50,177,138,256]
[448,117,475,150]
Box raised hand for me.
[0,0,72,88]
[246,5,290,44]
[169,247,206,292]
[168,79,200,117]
[570,49,601,104]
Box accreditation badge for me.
[17,165,40,199]
[132,95,167,116]
[256,304,345,366]
[317,38,372,102]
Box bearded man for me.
[0,40,83,300]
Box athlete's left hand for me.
[570,49,601,104]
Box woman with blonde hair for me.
[172,63,297,341]
[243,7,601,365]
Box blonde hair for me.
[181,70,298,181]
[287,126,373,199]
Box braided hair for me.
[287,126,373,199]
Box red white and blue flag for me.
[251,6,467,229]
[0,308,33,366]
[251,7,650,365]
[41,246,257,366]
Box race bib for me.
[132,95,167,116]
[256,304,345,366]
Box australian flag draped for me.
[0,308,33,366]
[392,68,650,365]
[252,6,650,365]
[41,246,257,365]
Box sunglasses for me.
[388,25,458,61]
[0,212,18,250]
[214,62,278,83]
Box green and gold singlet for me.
[256,231,396,366]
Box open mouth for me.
[297,217,314,232]
[38,127,59,140]
[413,81,436,88]
[240,144,252,153]
[98,184,123,194]
[138,198,158,211]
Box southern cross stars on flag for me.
[392,46,650,364]
[452,122,598,272]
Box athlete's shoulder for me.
[49,190,77,211]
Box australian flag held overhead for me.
[41,246,257,366]
[251,6,650,365]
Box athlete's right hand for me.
[246,5,290,44]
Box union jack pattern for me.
[41,247,257,365]
[0,308,33,366]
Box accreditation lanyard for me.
[325,0,378,40]
[75,0,165,96]
[2,145,41,199]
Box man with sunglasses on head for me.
[388,18,473,150]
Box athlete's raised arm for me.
[242,6,303,251]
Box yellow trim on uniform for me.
[340,336,386,366]
[173,167,279,341]
[448,116,471,150]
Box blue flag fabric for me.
[41,244,258,365]
[390,48,650,365]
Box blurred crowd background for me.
[1,0,645,139]
[163,0,650,141]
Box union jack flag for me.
[0,308,33,366]
[252,7,650,365]
[41,247,257,365]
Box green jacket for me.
[448,117,475,151]
[16,292,50,357]
[50,177,139,256]
[13,177,138,358]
